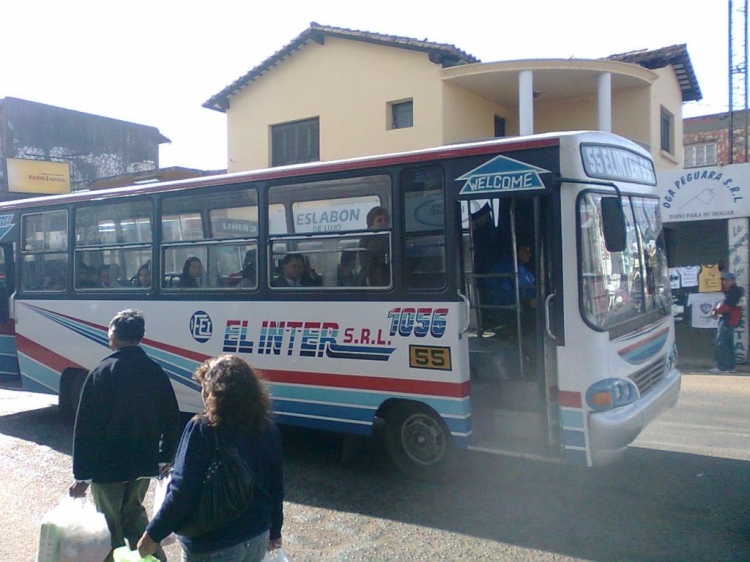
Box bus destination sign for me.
[581,143,656,185]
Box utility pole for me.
[729,0,749,163]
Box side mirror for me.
[601,197,626,252]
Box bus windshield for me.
[579,192,671,330]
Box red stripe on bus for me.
[17,334,86,373]
[559,390,582,408]
[142,337,211,363]
[262,368,470,398]
[617,326,669,355]
[24,305,209,363]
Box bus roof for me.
[0,130,637,211]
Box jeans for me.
[181,531,269,562]
[714,319,736,371]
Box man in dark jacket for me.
[710,271,745,373]
[69,309,181,562]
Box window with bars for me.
[660,108,674,155]
[271,117,320,167]
[684,142,718,168]
[389,100,413,130]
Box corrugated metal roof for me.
[203,22,480,113]
[606,44,702,102]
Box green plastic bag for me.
[112,546,160,562]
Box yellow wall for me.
[224,37,688,173]
[612,86,651,148]
[441,82,512,144]
[227,37,446,172]
[535,96,598,133]
[649,66,685,171]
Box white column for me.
[597,72,612,133]
[519,70,534,136]
[728,217,749,363]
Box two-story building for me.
[203,23,700,173]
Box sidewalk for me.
[676,359,750,376]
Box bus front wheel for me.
[383,402,454,480]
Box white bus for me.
[0,131,680,477]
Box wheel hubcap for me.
[401,413,446,465]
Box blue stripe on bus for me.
[272,392,472,440]
[564,448,589,466]
[29,307,109,347]
[563,429,587,448]
[0,334,18,354]
[560,408,585,429]
[274,411,472,449]
[274,412,373,435]
[273,398,376,423]
[270,383,469,416]
[20,374,57,395]
[0,353,19,376]
[18,354,60,394]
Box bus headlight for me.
[586,378,640,411]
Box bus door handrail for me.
[457,291,470,338]
[544,293,556,340]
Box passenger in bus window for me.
[76,262,98,289]
[177,257,203,288]
[133,263,152,288]
[301,255,322,287]
[272,253,306,287]
[99,264,123,288]
[236,250,256,288]
[486,244,536,308]
[43,263,67,291]
[337,250,360,287]
[358,206,391,287]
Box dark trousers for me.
[714,320,736,371]
[91,479,167,562]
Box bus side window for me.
[401,166,446,291]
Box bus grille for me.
[629,358,667,396]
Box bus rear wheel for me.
[384,403,453,480]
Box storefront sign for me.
[656,163,750,223]
[6,158,71,194]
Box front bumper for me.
[588,366,681,466]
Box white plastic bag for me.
[36,496,111,562]
[152,475,176,546]
[262,547,292,562]
[112,545,160,562]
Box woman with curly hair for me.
[138,355,284,562]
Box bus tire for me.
[383,402,454,481]
[59,369,86,419]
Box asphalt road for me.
[1,369,748,561]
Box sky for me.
[0,0,739,170]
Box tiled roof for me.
[606,44,702,102]
[203,22,480,112]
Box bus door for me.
[462,195,561,459]
[0,242,20,378]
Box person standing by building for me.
[137,355,284,562]
[710,271,744,373]
[69,309,181,562]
